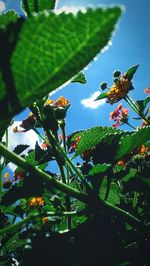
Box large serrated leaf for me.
[13,144,29,154]
[73,126,121,158]
[8,7,122,117]
[22,0,57,16]
[115,126,150,160]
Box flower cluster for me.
[106,74,132,104]
[110,103,129,128]
[29,197,44,207]
[3,172,12,189]
[45,96,69,108]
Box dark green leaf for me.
[89,163,111,176]
[0,11,19,29]
[13,144,29,155]
[8,7,122,118]
[71,72,86,84]
[100,178,120,205]
[125,64,139,80]
[95,92,107,101]
[73,126,121,158]
[115,126,150,160]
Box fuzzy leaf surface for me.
[115,126,150,160]
[73,126,121,158]
[10,7,122,115]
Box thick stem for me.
[0,211,83,237]
[0,142,88,203]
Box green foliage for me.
[115,126,150,160]
[13,144,29,155]
[89,163,111,176]
[22,0,57,16]
[0,11,19,29]
[0,7,122,119]
[100,177,120,205]
[73,126,121,157]
[71,71,86,84]
[125,64,139,80]
[136,96,150,115]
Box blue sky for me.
[1,0,150,134]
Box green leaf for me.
[100,178,120,205]
[21,0,57,16]
[71,71,86,84]
[95,92,107,101]
[73,126,121,158]
[26,151,37,166]
[13,144,29,155]
[0,11,19,29]
[8,7,122,118]
[0,119,12,141]
[122,168,137,182]
[115,126,150,160]
[89,163,111,176]
[136,96,150,114]
[125,64,139,80]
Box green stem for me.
[0,143,148,232]
[60,121,72,230]
[126,121,136,130]
[0,142,88,203]
[49,131,92,191]
[125,94,150,124]
[0,211,84,237]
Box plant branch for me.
[0,143,148,232]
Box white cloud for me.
[81,91,106,109]
[2,121,41,171]
[0,1,5,12]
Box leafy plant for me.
[0,1,149,266]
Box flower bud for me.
[100,82,107,90]
[54,107,66,120]
[113,70,121,78]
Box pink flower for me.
[144,88,150,94]
[110,103,129,128]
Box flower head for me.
[4,172,10,179]
[110,103,129,128]
[107,75,132,104]
[55,96,69,107]
[29,197,44,207]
